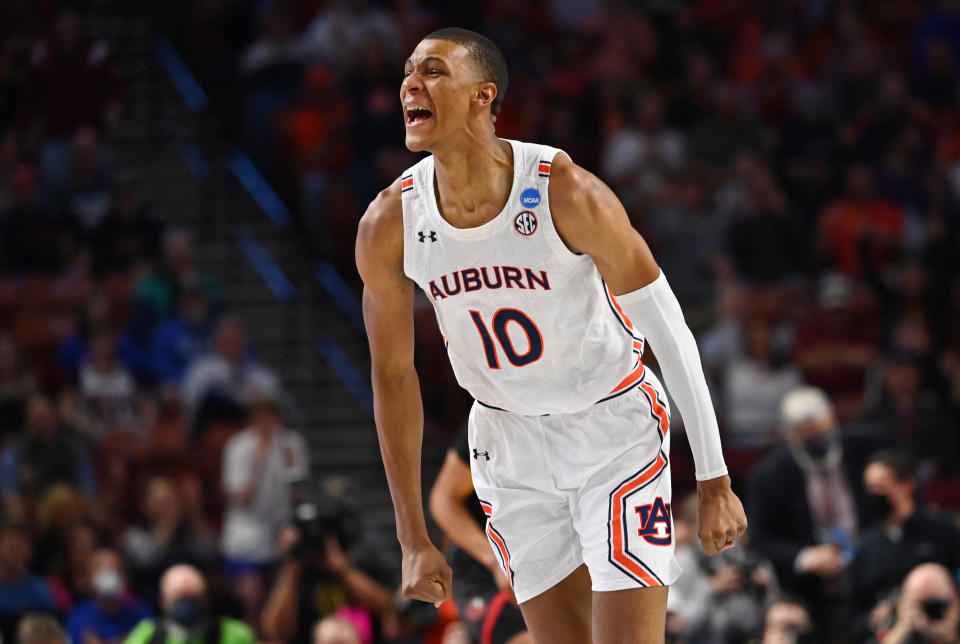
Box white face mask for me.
[92,568,124,598]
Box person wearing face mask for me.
[882,563,960,644]
[848,451,960,620]
[747,387,880,619]
[65,550,150,644]
[123,565,253,644]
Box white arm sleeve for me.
[616,271,728,480]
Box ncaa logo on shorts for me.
[514,210,538,236]
[520,188,541,208]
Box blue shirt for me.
[0,574,54,615]
[151,318,214,385]
[67,598,152,644]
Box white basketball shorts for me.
[467,369,683,604]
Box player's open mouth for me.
[405,105,433,128]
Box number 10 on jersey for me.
[469,309,543,368]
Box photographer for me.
[760,598,814,644]
[882,564,959,644]
[260,479,398,644]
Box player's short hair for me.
[867,449,917,481]
[424,27,508,115]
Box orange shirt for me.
[817,198,904,274]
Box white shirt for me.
[220,426,309,562]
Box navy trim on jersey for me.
[476,400,510,412]
[594,367,645,405]
[600,277,643,344]
[606,450,669,587]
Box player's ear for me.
[476,82,497,112]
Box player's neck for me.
[431,133,512,227]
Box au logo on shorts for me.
[635,497,672,546]
[514,210,538,236]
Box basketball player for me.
[355,27,747,643]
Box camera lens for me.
[921,598,950,621]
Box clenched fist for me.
[697,475,748,555]
[401,541,453,606]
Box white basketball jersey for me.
[401,139,645,416]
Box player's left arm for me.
[549,153,748,555]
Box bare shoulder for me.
[547,152,627,254]
[356,178,405,285]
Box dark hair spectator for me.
[120,476,217,604]
[182,317,280,438]
[0,393,96,520]
[65,549,150,644]
[0,332,35,444]
[848,450,960,630]
[0,520,54,643]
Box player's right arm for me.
[356,180,452,606]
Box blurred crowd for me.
[1,0,960,643]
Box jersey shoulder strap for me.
[510,140,565,181]
[398,154,434,281]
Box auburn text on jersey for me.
[429,266,552,300]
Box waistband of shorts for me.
[474,368,651,417]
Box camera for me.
[921,598,950,621]
[290,477,360,558]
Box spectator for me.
[313,616,361,644]
[0,163,79,274]
[862,348,958,470]
[32,485,92,577]
[17,614,68,644]
[182,317,281,437]
[123,564,254,644]
[67,126,112,231]
[792,273,878,415]
[46,523,98,615]
[150,279,217,395]
[747,387,875,607]
[299,0,401,71]
[0,393,96,518]
[760,598,814,644]
[600,90,686,208]
[723,319,802,445]
[120,477,217,603]
[29,7,122,205]
[849,451,960,616]
[816,163,904,276]
[89,182,161,277]
[882,563,960,644]
[61,329,153,447]
[221,394,307,626]
[0,332,35,443]
[0,520,54,644]
[66,550,151,644]
[59,291,150,384]
[135,229,220,339]
[724,160,807,285]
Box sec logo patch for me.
[514,210,538,236]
